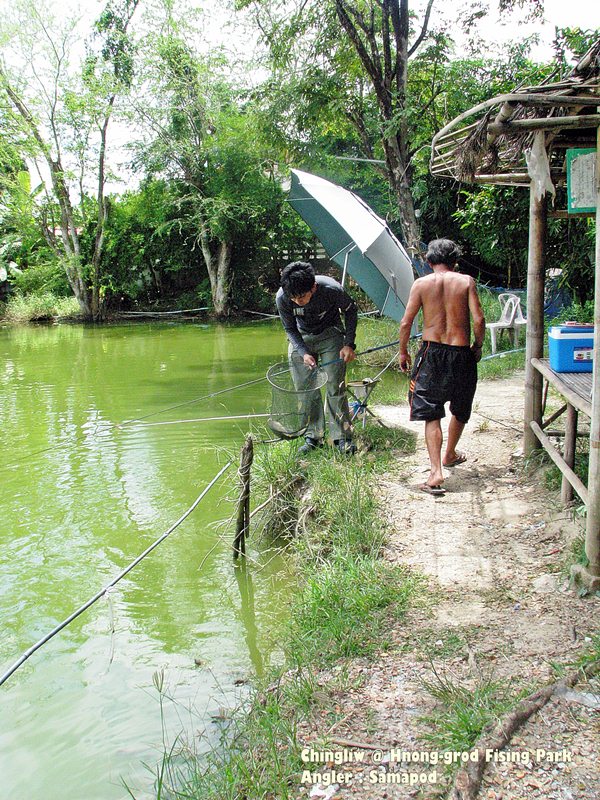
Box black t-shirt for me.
[276,275,358,356]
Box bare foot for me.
[427,469,444,488]
[443,451,467,468]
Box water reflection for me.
[234,560,264,677]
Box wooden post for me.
[233,435,253,559]
[523,182,547,455]
[561,405,578,504]
[584,128,600,579]
[573,124,600,590]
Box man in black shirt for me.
[276,261,358,454]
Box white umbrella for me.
[288,169,414,321]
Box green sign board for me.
[567,148,597,213]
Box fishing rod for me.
[119,338,402,427]
[0,338,404,470]
[481,346,526,361]
[0,462,232,689]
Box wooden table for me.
[531,358,592,504]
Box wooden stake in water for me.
[233,435,253,559]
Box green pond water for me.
[0,320,299,800]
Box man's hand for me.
[471,343,483,363]
[339,345,356,364]
[399,351,412,373]
[303,353,317,368]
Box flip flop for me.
[420,483,446,496]
[444,453,467,468]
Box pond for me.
[0,320,298,800]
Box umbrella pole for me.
[340,245,356,287]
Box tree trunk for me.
[335,0,425,267]
[199,220,232,317]
[213,241,233,317]
[384,138,423,260]
[64,257,92,317]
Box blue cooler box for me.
[548,326,594,372]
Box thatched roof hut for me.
[431,40,600,188]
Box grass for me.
[288,556,417,666]
[420,666,522,759]
[252,424,415,548]
[1,292,81,323]
[139,681,305,800]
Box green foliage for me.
[10,260,71,297]
[454,186,530,286]
[553,27,600,68]
[92,1,139,87]
[550,298,595,326]
[1,292,80,322]
[287,555,415,666]
[97,180,204,305]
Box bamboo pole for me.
[432,95,600,148]
[541,403,567,429]
[583,125,600,579]
[233,435,253,559]
[487,114,600,134]
[523,182,547,455]
[561,405,578,504]
[530,422,588,504]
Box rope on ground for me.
[448,660,600,800]
[0,461,232,689]
[473,410,522,433]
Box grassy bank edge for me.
[141,427,422,799]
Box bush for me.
[11,261,71,297]
[2,292,80,322]
[549,298,594,327]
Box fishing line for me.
[118,339,401,427]
[0,462,232,689]
[0,338,402,471]
[131,413,271,428]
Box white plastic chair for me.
[486,293,527,353]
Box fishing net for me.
[266,361,328,440]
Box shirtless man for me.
[398,239,485,495]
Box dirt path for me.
[298,373,599,800]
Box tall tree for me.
[0,0,140,319]
[241,0,437,259]
[132,22,282,317]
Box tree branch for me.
[448,661,600,800]
[408,0,434,58]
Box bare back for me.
[418,270,474,346]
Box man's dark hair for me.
[426,239,462,267]
[280,261,316,297]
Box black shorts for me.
[408,341,477,423]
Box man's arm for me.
[468,278,486,362]
[398,282,422,372]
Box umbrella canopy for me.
[288,169,414,322]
